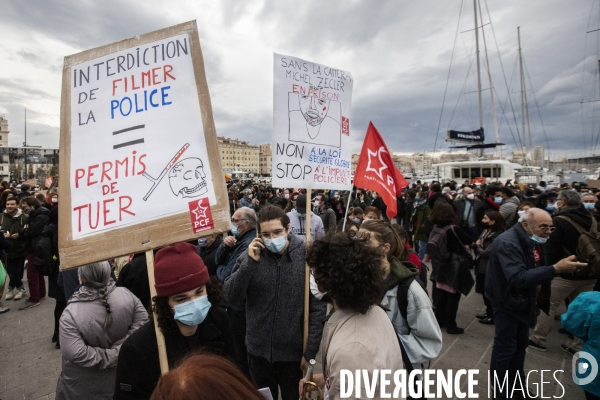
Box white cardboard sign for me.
[272,54,353,190]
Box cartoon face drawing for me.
[168,157,208,198]
[299,94,330,127]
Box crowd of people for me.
[1,177,599,399]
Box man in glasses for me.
[224,206,326,400]
[215,206,258,376]
[486,207,587,398]
[530,190,598,355]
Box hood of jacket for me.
[555,206,593,231]
[3,208,23,219]
[385,256,419,290]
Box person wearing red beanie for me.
[115,243,236,400]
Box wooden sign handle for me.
[303,189,312,354]
[146,249,170,375]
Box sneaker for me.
[0,302,9,314]
[561,344,576,356]
[528,340,547,352]
[4,288,14,301]
[18,300,40,311]
[478,317,494,325]
[476,312,488,319]
[13,288,25,301]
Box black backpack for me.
[33,231,55,276]
[427,225,453,261]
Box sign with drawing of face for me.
[273,54,353,190]
[59,22,230,270]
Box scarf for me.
[69,279,117,305]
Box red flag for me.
[354,122,409,219]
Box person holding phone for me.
[224,206,326,400]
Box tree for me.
[10,164,23,181]
[28,164,34,179]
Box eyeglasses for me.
[231,218,248,224]
[536,224,556,232]
[260,229,285,239]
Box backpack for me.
[427,225,453,261]
[555,215,600,279]
[33,231,56,276]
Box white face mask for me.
[247,194,253,199]
[518,210,525,218]
[466,194,475,200]
[51,197,58,203]
[314,201,320,207]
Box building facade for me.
[259,143,272,176]
[217,136,259,174]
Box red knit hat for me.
[154,243,209,297]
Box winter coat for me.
[380,257,442,366]
[499,196,520,222]
[546,206,595,280]
[316,206,337,233]
[56,282,148,400]
[429,224,474,295]
[561,291,600,397]
[475,229,503,274]
[21,206,50,253]
[485,223,555,327]
[454,198,483,228]
[114,307,235,400]
[411,202,430,241]
[196,235,223,277]
[116,253,151,310]
[224,233,327,363]
[0,209,28,258]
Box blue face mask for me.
[353,218,360,224]
[494,197,503,204]
[531,234,548,244]
[173,295,211,326]
[231,224,241,237]
[414,197,420,201]
[584,203,595,211]
[546,204,556,211]
[197,238,208,247]
[264,235,287,253]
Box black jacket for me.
[21,206,50,253]
[546,206,595,280]
[114,307,235,400]
[485,223,555,327]
[196,235,223,277]
[117,253,151,310]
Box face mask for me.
[518,210,525,218]
[373,194,378,199]
[310,274,326,300]
[173,295,212,326]
[414,197,420,201]
[51,197,58,203]
[264,235,287,253]
[353,218,360,223]
[284,194,290,199]
[584,203,595,211]
[197,238,208,247]
[314,201,320,207]
[494,197,503,204]
[466,194,474,200]
[247,194,253,199]
[419,200,426,206]
[231,223,242,237]
[546,204,556,211]
[527,226,548,244]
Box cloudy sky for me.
[1,0,599,160]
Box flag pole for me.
[303,188,312,358]
[341,184,354,232]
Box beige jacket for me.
[322,306,404,400]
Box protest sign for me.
[58,21,229,270]
[272,54,353,190]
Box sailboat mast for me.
[518,27,527,165]
[477,0,500,158]
[474,0,484,157]
[24,108,27,181]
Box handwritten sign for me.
[58,21,230,270]
[272,54,353,190]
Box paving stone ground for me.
[0,264,587,400]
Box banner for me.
[272,54,353,190]
[446,128,485,143]
[58,21,230,269]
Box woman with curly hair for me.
[359,220,442,369]
[115,243,235,400]
[300,232,403,399]
[56,261,148,400]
